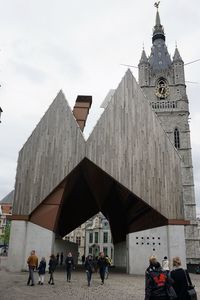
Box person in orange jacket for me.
[27,250,38,286]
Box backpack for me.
[105,257,111,266]
[151,271,167,287]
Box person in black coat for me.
[170,256,192,300]
[60,252,64,265]
[97,252,109,285]
[85,255,95,286]
[48,254,57,285]
[38,257,46,285]
[65,252,74,282]
[145,255,170,300]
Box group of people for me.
[145,255,197,300]
[26,250,75,286]
[84,252,111,286]
[27,250,197,299]
[26,250,111,287]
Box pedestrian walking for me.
[170,256,197,300]
[162,256,170,273]
[97,252,108,285]
[38,257,46,285]
[27,250,38,286]
[65,252,74,282]
[85,255,95,287]
[48,254,57,285]
[81,254,85,265]
[105,255,111,279]
[56,253,59,264]
[60,252,64,265]
[144,255,171,300]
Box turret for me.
[138,48,150,86]
[173,47,185,85]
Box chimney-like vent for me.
[72,95,92,131]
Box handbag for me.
[166,284,177,299]
[184,270,197,300]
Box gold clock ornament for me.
[155,79,169,98]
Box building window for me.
[94,232,98,243]
[103,232,108,243]
[65,236,70,242]
[89,247,92,254]
[76,236,81,246]
[103,247,108,256]
[89,232,93,244]
[174,128,180,149]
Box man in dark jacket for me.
[85,255,95,286]
[145,255,169,300]
[97,252,109,285]
[65,252,74,282]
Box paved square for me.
[0,268,199,300]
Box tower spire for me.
[148,2,171,72]
[153,2,165,42]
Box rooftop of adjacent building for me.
[0,190,14,205]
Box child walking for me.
[38,257,46,285]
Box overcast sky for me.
[0,0,200,215]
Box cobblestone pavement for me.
[0,268,200,300]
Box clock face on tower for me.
[155,78,169,98]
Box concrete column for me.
[7,220,27,272]
[8,221,55,272]
[114,241,127,269]
[127,225,186,275]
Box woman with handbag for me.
[170,256,197,300]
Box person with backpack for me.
[145,255,170,300]
[104,255,111,279]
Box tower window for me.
[174,128,180,149]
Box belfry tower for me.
[138,4,200,265]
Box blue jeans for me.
[86,270,92,285]
[27,266,35,285]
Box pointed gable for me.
[86,70,183,220]
[13,90,86,215]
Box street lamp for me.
[0,107,2,123]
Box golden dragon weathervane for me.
[154,1,160,10]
